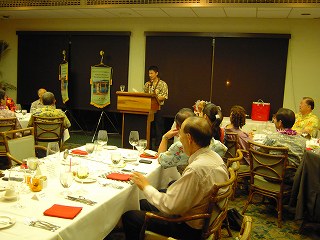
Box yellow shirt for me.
[292,112,319,137]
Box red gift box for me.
[251,100,270,121]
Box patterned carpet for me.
[225,191,319,240]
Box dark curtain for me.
[17,33,69,108]
[145,36,213,117]
[212,37,289,119]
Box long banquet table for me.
[0,147,164,240]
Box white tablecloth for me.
[221,117,276,134]
[16,112,32,128]
[0,147,163,240]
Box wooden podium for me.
[116,91,160,149]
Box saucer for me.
[0,216,15,229]
[3,195,17,200]
[105,145,118,150]
[74,177,97,183]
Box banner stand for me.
[91,51,119,142]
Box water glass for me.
[85,143,95,154]
[120,85,125,92]
[46,142,60,160]
[111,152,122,168]
[97,130,108,148]
[60,167,73,197]
[136,139,147,154]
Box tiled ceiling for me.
[0,6,320,19]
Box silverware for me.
[66,195,97,206]
[25,218,60,232]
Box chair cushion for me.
[7,135,36,161]
[253,175,280,192]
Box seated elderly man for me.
[0,89,21,129]
[28,92,71,129]
[292,97,319,138]
[263,108,306,184]
[30,88,47,113]
[122,117,229,240]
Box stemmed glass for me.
[8,168,24,208]
[111,152,122,168]
[76,163,89,194]
[97,130,108,149]
[27,157,39,176]
[129,131,139,150]
[136,139,147,155]
[15,104,22,113]
[46,142,60,160]
[60,166,73,197]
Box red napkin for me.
[71,149,88,155]
[140,154,157,159]
[107,173,131,181]
[44,204,83,219]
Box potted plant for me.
[0,40,16,90]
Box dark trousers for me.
[122,199,202,240]
[151,112,164,149]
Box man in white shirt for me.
[30,88,47,113]
[122,117,229,240]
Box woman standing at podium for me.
[143,66,168,150]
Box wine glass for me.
[136,139,147,155]
[46,142,60,160]
[76,164,89,194]
[85,143,95,155]
[7,168,24,208]
[97,130,108,148]
[129,131,139,150]
[60,167,73,197]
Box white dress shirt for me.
[144,147,229,229]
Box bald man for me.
[30,88,47,113]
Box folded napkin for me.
[71,149,88,155]
[44,204,83,219]
[140,153,157,159]
[106,173,131,181]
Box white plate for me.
[0,216,15,229]
[74,177,97,183]
[105,145,118,150]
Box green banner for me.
[59,62,69,103]
[90,66,112,108]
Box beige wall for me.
[0,17,319,118]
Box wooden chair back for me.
[2,127,36,166]
[33,116,64,148]
[0,117,17,157]
[224,132,239,159]
[242,140,290,227]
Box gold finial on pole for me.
[62,50,66,61]
[100,50,104,65]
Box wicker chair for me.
[224,132,239,159]
[33,116,64,148]
[242,141,291,227]
[226,149,243,200]
[235,216,253,240]
[0,117,17,168]
[2,127,47,166]
[140,168,236,240]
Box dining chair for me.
[33,116,64,148]
[235,216,253,240]
[226,149,243,200]
[0,117,17,168]
[224,132,239,159]
[2,127,47,167]
[140,168,236,240]
[242,141,290,228]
